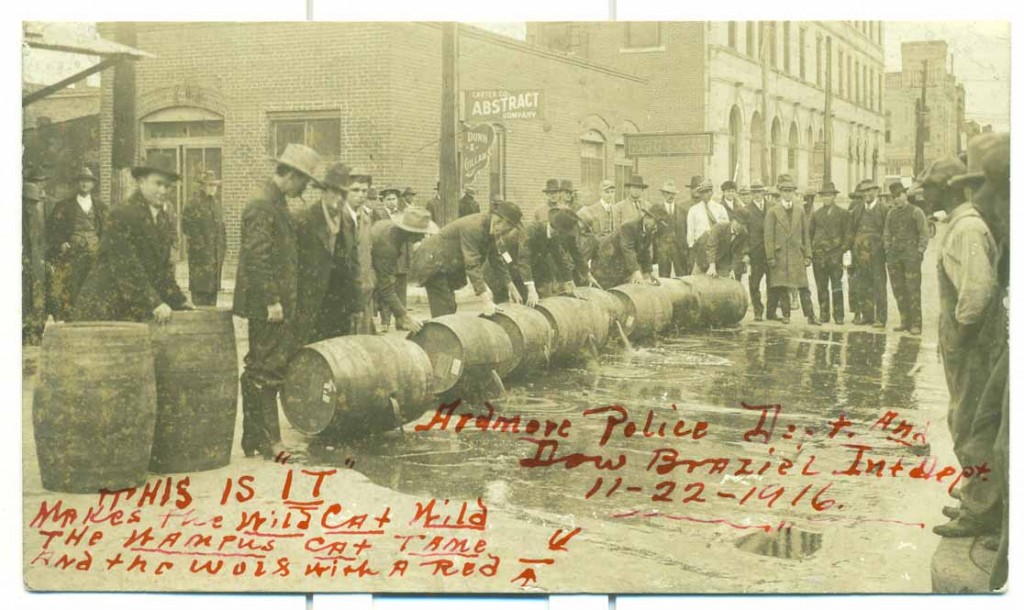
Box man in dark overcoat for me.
[591,203,668,289]
[849,179,890,327]
[654,180,689,278]
[71,157,189,323]
[515,206,591,304]
[233,143,321,459]
[809,181,850,324]
[764,175,819,325]
[45,166,106,319]
[293,162,363,345]
[182,170,227,306]
[410,201,524,317]
[745,181,769,320]
[697,219,748,279]
[883,181,929,334]
[459,186,480,218]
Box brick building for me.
[884,40,967,178]
[528,21,887,196]
[96,22,647,259]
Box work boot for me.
[808,316,822,326]
[942,506,961,520]
[835,318,845,325]
[259,386,289,460]
[933,515,995,538]
[909,326,922,335]
[894,324,909,332]
[754,312,763,322]
[872,320,886,329]
[820,313,830,324]
[781,317,791,325]
[852,313,863,325]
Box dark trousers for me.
[887,257,922,329]
[378,274,408,326]
[748,258,767,316]
[241,319,301,452]
[424,273,460,317]
[658,246,689,278]
[191,291,218,306]
[770,286,816,320]
[852,252,888,323]
[812,259,845,322]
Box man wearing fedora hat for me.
[371,206,438,333]
[233,143,322,459]
[516,206,593,304]
[745,181,770,320]
[72,155,190,324]
[400,187,417,211]
[345,171,379,334]
[376,187,403,223]
[764,175,819,325]
[23,182,47,344]
[534,178,564,222]
[592,203,668,289]
[809,181,850,324]
[372,187,412,328]
[459,186,480,218]
[293,162,365,345]
[686,175,703,205]
[738,185,752,207]
[883,181,928,335]
[45,166,107,319]
[558,179,576,210]
[181,170,227,306]
[612,174,651,230]
[411,200,525,317]
[926,146,1005,540]
[686,179,729,269]
[848,178,889,327]
[654,179,689,278]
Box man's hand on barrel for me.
[508,282,524,305]
[267,302,284,323]
[629,270,645,285]
[587,273,602,289]
[400,315,423,334]
[480,287,497,316]
[707,263,718,278]
[644,273,659,286]
[153,303,173,325]
[525,282,540,308]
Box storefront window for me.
[580,129,606,204]
[268,112,341,159]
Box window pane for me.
[273,121,305,157]
[306,119,341,158]
[626,22,659,48]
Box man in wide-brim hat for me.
[848,177,890,327]
[400,186,417,211]
[591,201,666,289]
[410,198,525,317]
[232,143,323,459]
[45,166,108,320]
[612,174,651,231]
[181,169,227,307]
[535,178,563,221]
[808,181,849,325]
[370,206,438,333]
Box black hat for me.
[492,200,524,231]
[721,180,737,191]
[642,202,670,226]
[543,178,561,193]
[625,175,648,189]
[688,175,703,189]
[132,155,180,181]
[317,163,353,192]
[379,187,402,199]
[559,179,574,193]
[888,182,907,195]
[818,181,840,195]
[548,206,581,234]
[402,186,417,197]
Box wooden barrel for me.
[609,284,675,339]
[282,336,433,439]
[657,278,702,329]
[485,305,553,378]
[536,296,611,360]
[148,309,238,474]
[408,314,514,395]
[33,322,157,493]
[681,275,749,327]
[574,287,627,335]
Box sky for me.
[23,21,1010,131]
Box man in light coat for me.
[764,175,819,325]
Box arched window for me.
[770,117,782,184]
[787,122,799,178]
[728,106,742,179]
[750,112,764,185]
[580,129,606,205]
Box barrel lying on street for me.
[536,296,611,360]
[657,277,702,329]
[681,275,749,327]
[407,313,514,396]
[484,304,553,378]
[574,286,628,337]
[33,322,158,493]
[148,308,239,474]
[282,335,434,440]
[610,284,675,339]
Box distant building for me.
[528,21,887,196]
[884,40,966,178]
[23,83,101,202]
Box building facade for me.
[884,40,967,178]
[96,22,647,258]
[529,21,886,196]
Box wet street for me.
[23,232,966,593]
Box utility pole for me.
[439,22,460,227]
[824,36,832,185]
[913,59,928,177]
[760,23,770,184]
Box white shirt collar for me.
[546,224,554,239]
[77,193,93,213]
[346,204,359,225]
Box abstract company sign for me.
[459,123,495,183]
[464,89,543,121]
[624,132,715,157]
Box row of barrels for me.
[31,276,745,494]
[279,275,748,440]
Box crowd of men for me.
[21,132,1010,588]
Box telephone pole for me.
[913,59,928,177]
[760,24,770,184]
[439,22,460,227]
[823,36,833,185]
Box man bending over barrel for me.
[72,156,191,323]
[234,144,322,459]
[591,203,669,289]
[410,200,525,317]
[371,206,437,333]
